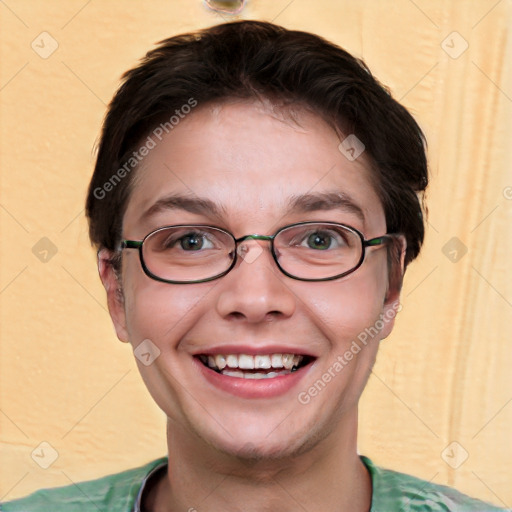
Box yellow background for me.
[1,0,511,507]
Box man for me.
[2,20,506,512]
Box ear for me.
[380,235,406,340]
[98,250,129,343]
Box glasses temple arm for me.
[121,240,143,249]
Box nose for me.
[215,240,296,323]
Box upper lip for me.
[192,344,318,358]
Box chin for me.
[200,415,332,463]
[213,438,300,463]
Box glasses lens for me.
[142,226,235,283]
[275,223,363,280]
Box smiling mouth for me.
[198,354,313,379]
[197,353,314,379]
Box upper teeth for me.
[202,353,303,370]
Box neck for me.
[149,410,372,512]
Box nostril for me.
[264,311,285,321]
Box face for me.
[100,101,403,460]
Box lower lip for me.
[194,358,312,399]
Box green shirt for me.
[1,456,507,511]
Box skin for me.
[99,100,405,512]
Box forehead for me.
[123,101,385,235]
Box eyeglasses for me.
[121,222,399,284]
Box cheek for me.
[308,262,389,347]
[298,264,390,413]
[121,262,210,347]
[120,273,214,418]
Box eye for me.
[177,232,214,251]
[301,229,348,250]
[157,230,216,251]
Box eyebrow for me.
[139,191,365,225]
[140,194,225,223]
[287,192,366,224]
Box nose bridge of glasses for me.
[234,234,274,264]
[235,234,274,243]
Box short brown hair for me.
[86,20,428,268]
